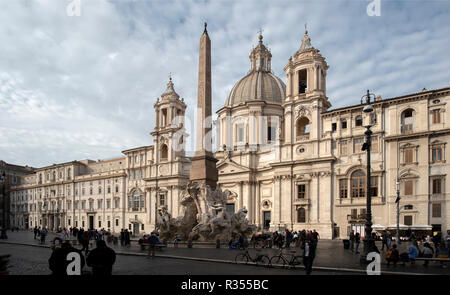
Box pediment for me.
[216,160,251,174]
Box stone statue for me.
[154,181,255,242]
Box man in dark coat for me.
[86,240,116,275]
[48,241,85,276]
[303,238,317,275]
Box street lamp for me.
[360,90,376,263]
[395,179,401,245]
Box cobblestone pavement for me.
[1,230,449,275]
[0,243,347,275]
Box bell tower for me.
[284,28,329,102]
[283,28,331,146]
[151,77,187,164]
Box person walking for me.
[48,241,85,276]
[124,229,131,247]
[147,232,161,258]
[349,231,355,251]
[303,238,316,275]
[381,231,388,251]
[86,240,116,276]
[80,230,90,255]
[120,229,125,246]
[40,227,48,244]
[33,226,38,240]
[354,232,361,254]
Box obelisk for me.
[189,23,218,189]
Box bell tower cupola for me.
[284,28,329,105]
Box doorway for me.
[133,223,140,236]
[89,216,94,230]
[263,211,271,230]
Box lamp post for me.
[395,179,401,245]
[360,90,376,263]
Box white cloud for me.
[1,0,450,167]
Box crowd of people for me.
[347,229,450,267]
[250,229,320,250]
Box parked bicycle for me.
[269,248,303,269]
[235,249,270,267]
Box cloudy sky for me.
[1,0,450,167]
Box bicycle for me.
[235,249,270,267]
[269,248,303,269]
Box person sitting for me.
[385,244,400,266]
[408,241,419,264]
[421,242,434,266]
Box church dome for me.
[225,35,286,107]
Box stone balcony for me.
[293,198,310,205]
[296,134,310,141]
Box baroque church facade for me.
[7,29,450,239]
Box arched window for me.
[351,170,365,198]
[297,208,306,223]
[296,117,310,141]
[401,108,415,134]
[160,144,168,161]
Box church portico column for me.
[255,181,260,225]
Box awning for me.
[372,224,386,231]
[386,224,409,230]
[409,224,432,230]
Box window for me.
[98,187,102,194]
[404,216,413,226]
[296,117,310,141]
[141,224,145,230]
[160,144,168,161]
[89,201,93,211]
[331,123,337,132]
[133,191,140,211]
[297,208,306,223]
[89,188,93,195]
[370,176,378,197]
[115,186,119,193]
[432,203,441,218]
[404,180,413,195]
[401,109,415,134]
[404,148,414,164]
[159,194,165,206]
[355,115,363,127]
[106,200,111,209]
[115,199,119,209]
[98,200,102,209]
[81,201,86,210]
[404,205,413,210]
[371,136,378,153]
[351,170,365,198]
[432,146,442,162]
[297,185,306,199]
[237,124,245,142]
[432,178,441,194]
[340,140,348,155]
[341,119,347,129]
[298,69,307,94]
[354,138,364,152]
[339,179,348,198]
[432,109,441,124]
[107,186,111,194]
[135,155,138,163]
[267,125,276,142]
[370,113,377,125]
[351,209,357,219]
[116,219,119,226]
[74,201,78,210]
